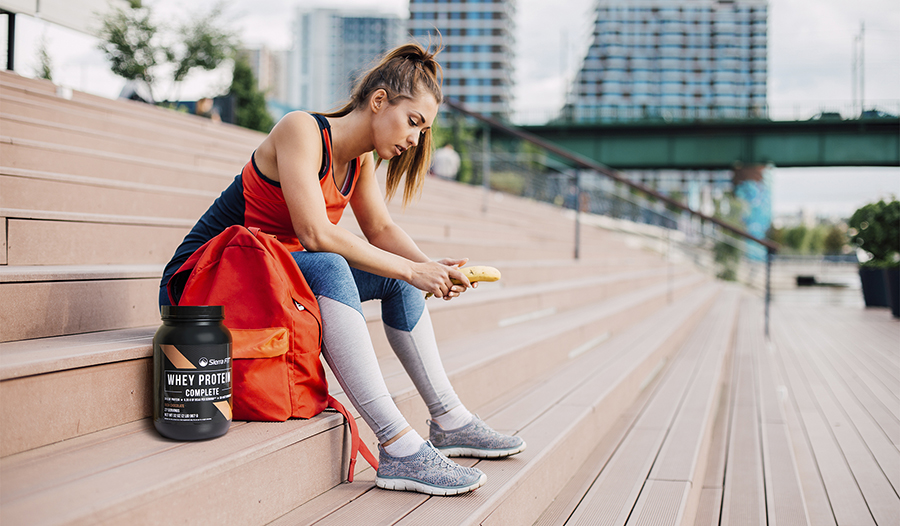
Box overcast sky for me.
[2,0,898,217]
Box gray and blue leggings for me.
[292,251,462,443]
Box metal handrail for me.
[442,98,778,336]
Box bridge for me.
[517,117,900,170]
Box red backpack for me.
[168,225,377,480]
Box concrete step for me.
[0,274,714,526]
[269,281,723,525]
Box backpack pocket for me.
[230,327,292,421]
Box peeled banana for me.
[425,265,501,298]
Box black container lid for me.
[160,305,224,320]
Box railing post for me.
[481,125,490,214]
[5,11,15,71]
[765,248,772,339]
[574,172,581,260]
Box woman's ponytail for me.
[320,41,444,205]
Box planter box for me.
[859,267,889,307]
[885,268,900,318]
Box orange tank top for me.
[242,113,360,252]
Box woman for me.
[159,43,525,496]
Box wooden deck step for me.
[0,112,248,172]
[0,75,264,149]
[0,264,163,343]
[0,276,714,525]
[271,281,721,525]
[529,287,738,526]
[770,304,900,526]
[0,263,704,457]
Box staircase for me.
[0,71,748,525]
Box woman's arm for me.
[350,154,472,299]
[272,114,469,298]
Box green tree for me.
[823,225,846,255]
[782,225,808,252]
[170,4,235,85]
[229,54,274,132]
[98,2,162,99]
[35,35,53,81]
[98,1,235,102]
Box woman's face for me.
[372,90,440,160]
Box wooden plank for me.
[5,218,188,266]
[0,326,155,380]
[751,299,811,526]
[1,215,6,265]
[797,316,900,487]
[776,349,838,526]
[780,310,900,525]
[720,320,766,526]
[532,337,672,526]
[557,290,727,526]
[1,173,216,220]
[638,290,738,525]
[0,359,153,457]
[693,311,738,526]
[1,112,248,168]
[385,285,719,526]
[0,278,161,342]
[0,138,234,192]
[772,315,878,526]
[1,414,348,525]
[626,480,690,526]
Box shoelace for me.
[426,447,461,470]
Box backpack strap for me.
[327,395,379,482]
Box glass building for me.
[289,9,404,112]
[408,0,516,119]
[564,0,767,122]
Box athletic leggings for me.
[292,251,462,444]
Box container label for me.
[160,343,232,423]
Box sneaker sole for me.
[375,472,487,496]
[436,441,527,459]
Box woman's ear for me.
[370,89,387,113]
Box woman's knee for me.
[292,251,360,310]
[382,279,426,332]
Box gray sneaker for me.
[429,416,526,458]
[375,441,487,496]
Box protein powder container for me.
[153,305,232,441]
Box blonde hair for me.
[320,42,443,205]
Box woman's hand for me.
[410,258,473,300]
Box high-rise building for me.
[289,9,404,112]
[408,0,516,119]
[244,46,289,104]
[565,0,767,122]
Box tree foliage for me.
[848,198,900,267]
[98,4,161,98]
[230,53,274,133]
[98,1,235,102]
[35,36,53,81]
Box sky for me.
[1,0,898,218]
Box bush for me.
[848,198,900,268]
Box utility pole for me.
[852,22,865,116]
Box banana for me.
[425,265,501,298]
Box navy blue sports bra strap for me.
[311,113,331,180]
